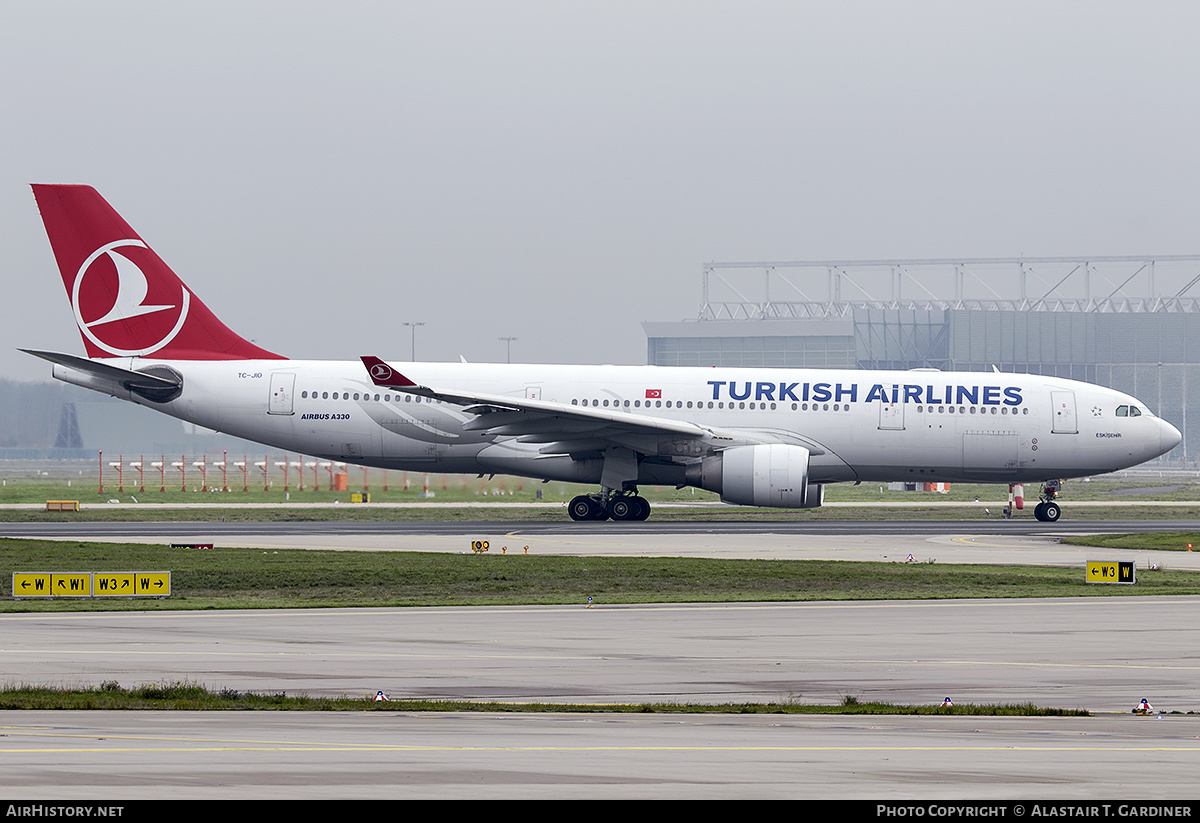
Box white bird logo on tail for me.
[71,239,191,357]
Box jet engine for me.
[685,444,823,508]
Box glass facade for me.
[646,309,1198,463]
[647,334,855,369]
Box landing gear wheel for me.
[1033,501,1062,522]
[569,493,651,522]
[633,496,651,521]
[608,496,637,521]
[569,495,599,522]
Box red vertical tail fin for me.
[32,184,284,360]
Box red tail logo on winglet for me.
[361,356,415,387]
[32,184,283,360]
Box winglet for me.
[361,356,416,387]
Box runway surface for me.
[3,517,1200,798]
[5,711,1198,800]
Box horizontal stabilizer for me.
[21,349,181,392]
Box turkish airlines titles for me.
[705,380,1024,407]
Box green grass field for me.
[4,538,1200,613]
[1060,531,1200,551]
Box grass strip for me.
[4,538,1200,612]
[1061,531,1200,552]
[0,681,1090,715]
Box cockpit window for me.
[1116,405,1128,417]
[1116,404,1148,418]
[1130,405,1142,417]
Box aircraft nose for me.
[1159,418,1183,454]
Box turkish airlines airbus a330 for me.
[23,185,1182,522]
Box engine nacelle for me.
[685,444,823,508]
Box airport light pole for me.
[403,321,425,361]
[499,336,517,364]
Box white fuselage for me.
[58,359,1180,489]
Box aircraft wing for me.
[360,355,737,456]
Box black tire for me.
[568,495,595,522]
[633,496,651,521]
[1033,502,1047,522]
[608,497,635,521]
[1042,501,1061,522]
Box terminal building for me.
[644,257,1200,465]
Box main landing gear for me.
[1032,479,1063,522]
[568,490,651,522]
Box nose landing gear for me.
[1033,480,1063,522]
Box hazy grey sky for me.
[3,1,1199,382]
